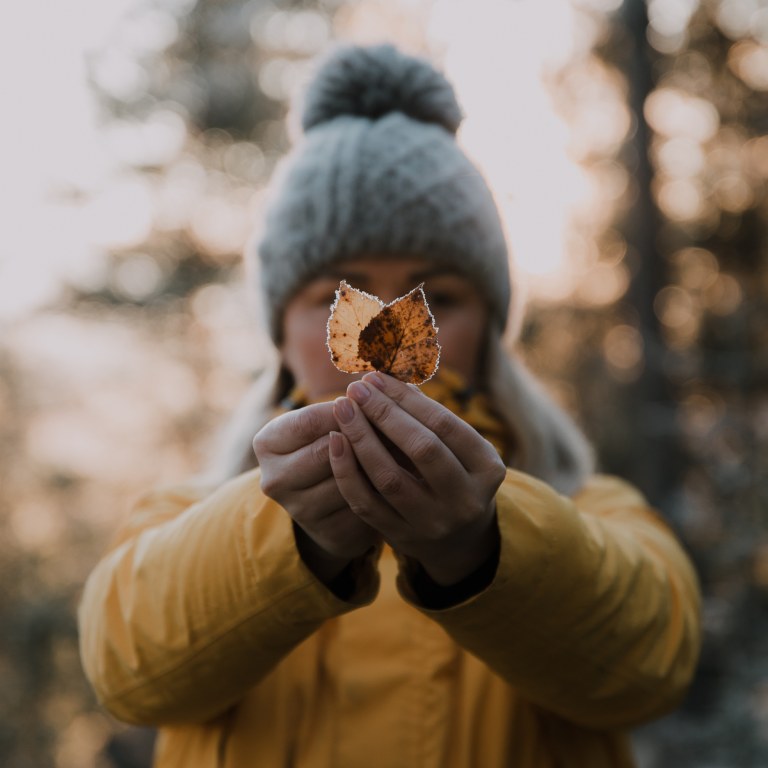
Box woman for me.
[79,44,701,767]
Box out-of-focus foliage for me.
[527,1,768,764]
[1,0,766,766]
[3,2,344,765]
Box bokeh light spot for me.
[648,0,699,37]
[644,87,719,142]
[728,40,768,91]
[84,174,155,249]
[714,174,754,213]
[716,0,761,40]
[105,110,187,168]
[603,323,644,381]
[90,50,149,102]
[679,390,724,438]
[576,262,630,306]
[753,7,768,44]
[745,135,768,177]
[189,191,253,258]
[703,273,743,315]
[673,247,720,291]
[10,500,66,553]
[656,137,706,178]
[655,178,706,221]
[113,254,165,300]
[655,284,698,329]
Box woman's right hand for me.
[253,403,380,580]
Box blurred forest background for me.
[1,0,766,765]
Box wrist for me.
[293,523,354,585]
[414,504,500,587]
[406,520,501,609]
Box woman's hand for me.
[253,403,380,582]
[329,372,506,587]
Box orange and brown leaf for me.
[327,281,440,385]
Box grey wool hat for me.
[253,43,512,343]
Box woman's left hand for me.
[329,372,506,587]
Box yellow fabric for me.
[79,377,701,768]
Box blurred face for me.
[281,257,489,400]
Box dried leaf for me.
[326,281,383,373]
[327,281,440,385]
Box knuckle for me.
[448,499,473,526]
[468,500,488,521]
[311,437,329,467]
[289,507,311,526]
[374,470,403,496]
[347,501,370,519]
[422,517,455,544]
[293,407,322,441]
[344,422,368,445]
[425,407,456,439]
[485,455,507,488]
[423,518,447,541]
[252,432,267,458]
[331,459,354,483]
[259,473,281,500]
[329,455,350,478]
[386,379,408,403]
[409,434,442,464]
[368,397,394,425]
[252,421,279,456]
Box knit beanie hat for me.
[253,44,511,343]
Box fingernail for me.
[334,397,354,424]
[348,380,371,404]
[329,431,344,458]
[363,371,386,390]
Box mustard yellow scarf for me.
[280,367,510,459]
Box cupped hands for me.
[330,372,505,587]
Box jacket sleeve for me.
[398,471,701,729]
[78,469,380,726]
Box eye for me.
[426,290,462,308]
[303,281,340,308]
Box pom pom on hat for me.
[301,44,463,135]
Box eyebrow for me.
[408,267,461,282]
[315,265,462,286]
[317,268,370,283]
[315,265,369,285]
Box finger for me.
[332,397,421,507]
[362,372,500,472]
[281,474,348,521]
[345,379,466,492]
[253,402,337,456]
[262,433,334,492]
[328,431,407,536]
[293,506,379,561]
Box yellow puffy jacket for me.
[79,393,701,768]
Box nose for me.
[375,284,411,305]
